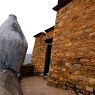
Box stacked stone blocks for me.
[32,0,95,94]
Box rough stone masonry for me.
[32,0,95,94]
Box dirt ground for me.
[21,76,74,95]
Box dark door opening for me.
[43,38,53,76]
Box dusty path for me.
[21,76,74,95]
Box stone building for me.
[32,0,95,94]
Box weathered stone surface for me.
[80,59,90,63]
[88,78,95,85]
[84,28,92,33]
[0,14,28,74]
[65,63,71,67]
[0,15,27,95]
[73,63,81,69]
[31,0,95,94]
[32,32,46,74]
[61,68,66,72]
[89,32,95,39]
[0,69,24,95]
[64,43,72,47]
[86,86,93,92]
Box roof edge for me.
[45,26,55,33]
[33,32,46,37]
[53,0,72,11]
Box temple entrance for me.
[43,38,53,76]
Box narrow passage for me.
[21,76,74,95]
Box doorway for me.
[43,38,53,76]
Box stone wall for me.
[45,26,55,39]
[48,0,95,94]
[32,33,46,74]
[32,28,54,75]
[31,0,95,94]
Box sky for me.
[0,0,58,54]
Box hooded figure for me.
[0,14,28,95]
